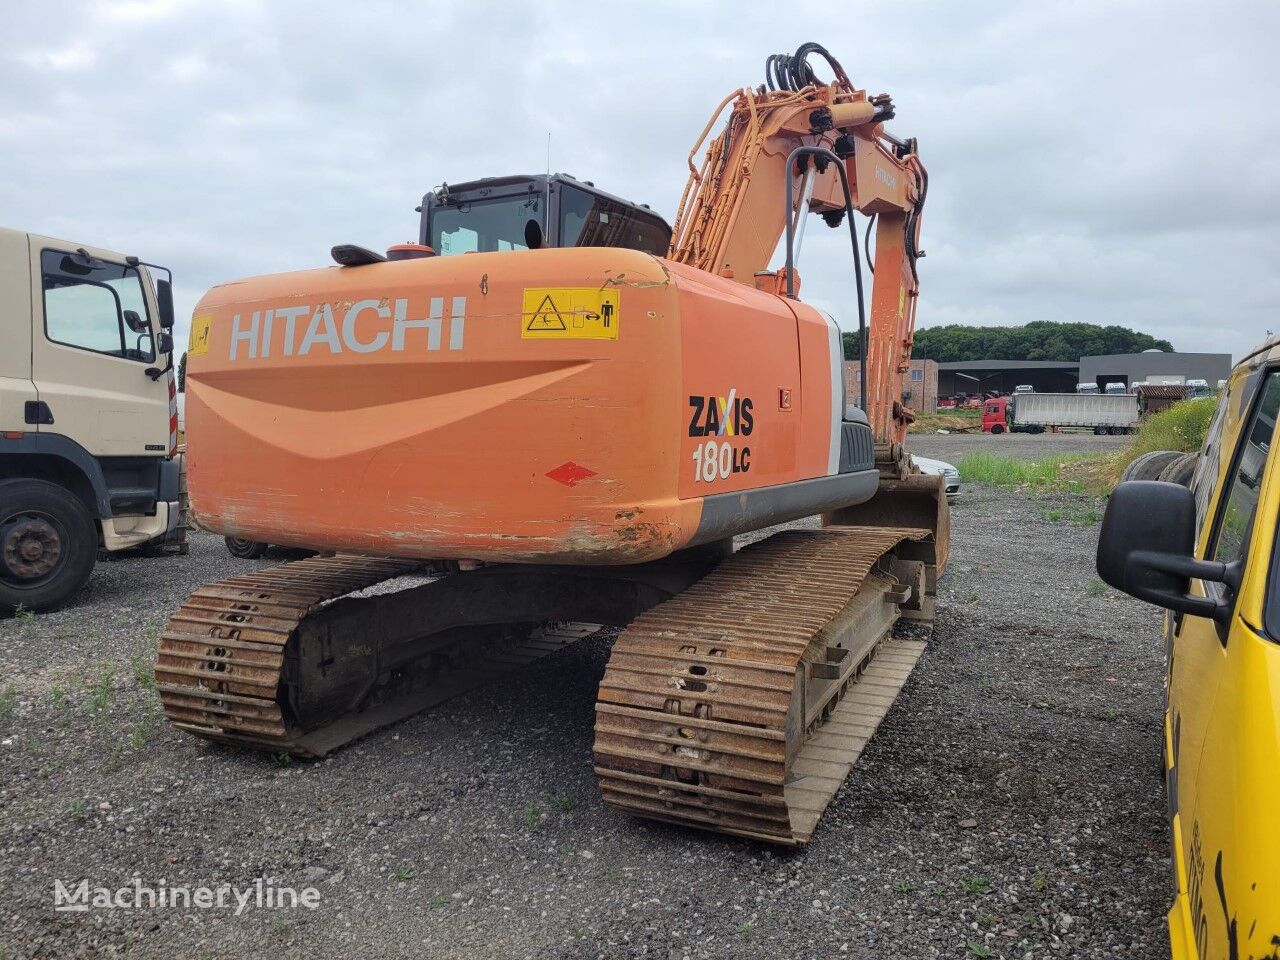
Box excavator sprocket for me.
[592,525,934,845]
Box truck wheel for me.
[0,479,97,613]
[990,424,1004,435]
[1094,426,1106,435]
[225,537,269,560]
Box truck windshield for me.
[430,196,543,255]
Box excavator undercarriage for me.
[158,484,946,845]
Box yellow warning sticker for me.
[898,286,906,319]
[189,314,212,357]
[521,287,619,340]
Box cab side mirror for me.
[156,278,175,329]
[156,332,174,355]
[1096,481,1235,621]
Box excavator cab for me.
[418,174,671,256]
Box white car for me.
[911,455,960,501]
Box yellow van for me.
[1098,336,1280,959]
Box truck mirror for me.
[156,332,174,355]
[156,278,175,329]
[123,309,148,334]
[1096,481,1231,620]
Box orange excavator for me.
[160,43,945,844]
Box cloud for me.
[1,0,1276,359]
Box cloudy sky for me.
[3,0,1277,360]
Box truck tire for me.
[225,536,269,560]
[0,478,98,613]
[1157,453,1198,487]
[1121,450,1182,483]
[990,424,1005,435]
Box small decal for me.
[898,286,906,319]
[189,315,212,357]
[522,287,619,340]
[546,461,597,487]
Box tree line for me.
[843,321,1174,362]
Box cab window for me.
[1208,370,1280,565]
[41,249,155,362]
[558,185,670,255]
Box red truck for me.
[982,393,1139,435]
[981,397,1010,434]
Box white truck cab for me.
[0,227,181,610]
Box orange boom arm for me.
[669,43,927,451]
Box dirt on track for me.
[0,465,1169,958]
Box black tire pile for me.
[1118,449,1197,486]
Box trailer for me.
[982,392,1139,435]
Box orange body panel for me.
[187,248,849,564]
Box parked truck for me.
[0,228,182,611]
[982,391,1139,435]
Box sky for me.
[3,0,1277,361]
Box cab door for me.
[1165,360,1280,958]
[0,229,38,432]
[28,235,170,456]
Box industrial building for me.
[845,359,938,413]
[1077,352,1231,391]
[845,350,1230,413]
[935,360,1078,397]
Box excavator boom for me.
[670,42,927,449]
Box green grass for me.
[131,636,159,691]
[960,396,1218,495]
[1042,504,1101,525]
[0,685,17,724]
[87,667,115,716]
[956,452,1085,489]
[960,875,992,895]
[1125,396,1217,459]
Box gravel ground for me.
[0,444,1170,959]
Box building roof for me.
[935,359,1080,371]
[1080,352,1230,363]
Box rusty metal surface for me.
[592,525,933,845]
[156,554,423,751]
[156,550,717,757]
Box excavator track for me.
[593,525,934,845]
[156,554,599,756]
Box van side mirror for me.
[156,278,175,329]
[1096,481,1236,621]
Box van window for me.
[1209,370,1280,564]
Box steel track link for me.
[156,554,424,750]
[592,525,932,845]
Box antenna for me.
[545,132,552,238]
